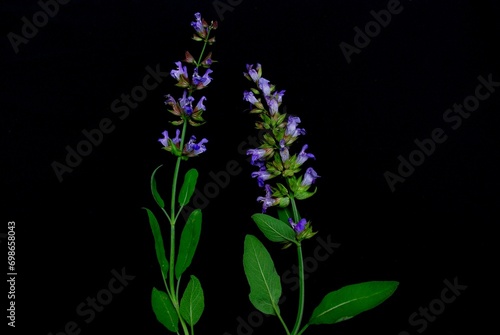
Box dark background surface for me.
[2,0,499,334]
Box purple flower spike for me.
[301,167,320,186]
[288,218,307,233]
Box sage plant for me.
[143,12,217,335]
[242,63,399,335]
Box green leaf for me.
[243,234,282,315]
[175,209,202,279]
[178,168,199,206]
[143,207,168,278]
[277,206,294,225]
[251,213,296,244]
[151,287,178,332]
[180,275,205,326]
[308,281,399,325]
[150,165,165,208]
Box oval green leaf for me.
[180,275,205,326]
[251,213,296,244]
[277,206,294,225]
[178,168,199,206]
[143,207,168,278]
[308,280,399,325]
[175,209,202,279]
[151,287,178,332]
[150,165,165,208]
[243,234,282,315]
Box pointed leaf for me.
[178,168,199,206]
[175,209,202,279]
[143,207,168,278]
[180,275,205,326]
[277,206,294,225]
[151,165,165,208]
[308,281,399,325]
[243,234,282,315]
[251,213,296,244]
[151,287,178,332]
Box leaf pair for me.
[152,275,204,332]
[244,234,398,328]
[143,207,202,280]
[151,165,199,210]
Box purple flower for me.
[186,136,208,155]
[158,129,181,147]
[195,96,207,111]
[288,218,307,233]
[245,63,261,82]
[279,139,289,162]
[164,94,176,105]
[193,68,213,87]
[257,184,276,213]
[251,168,272,187]
[301,167,320,186]
[170,61,188,81]
[247,148,267,165]
[179,90,195,115]
[265,90,285,115]
[158,130,169,147]
[296,144,315,166]
[258,78,272,96]
[286,116,306,137]
[191,12,206,36]
[243,91,259,105]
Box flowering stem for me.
[166,119,190,335]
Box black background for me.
[2,0,499,334]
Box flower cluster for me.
[243,63,319,238]
[159,12,217,159]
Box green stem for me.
[289,197,305,335]
[195,28,212,66]
[290,242,305,335]
[276,309,291,335]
